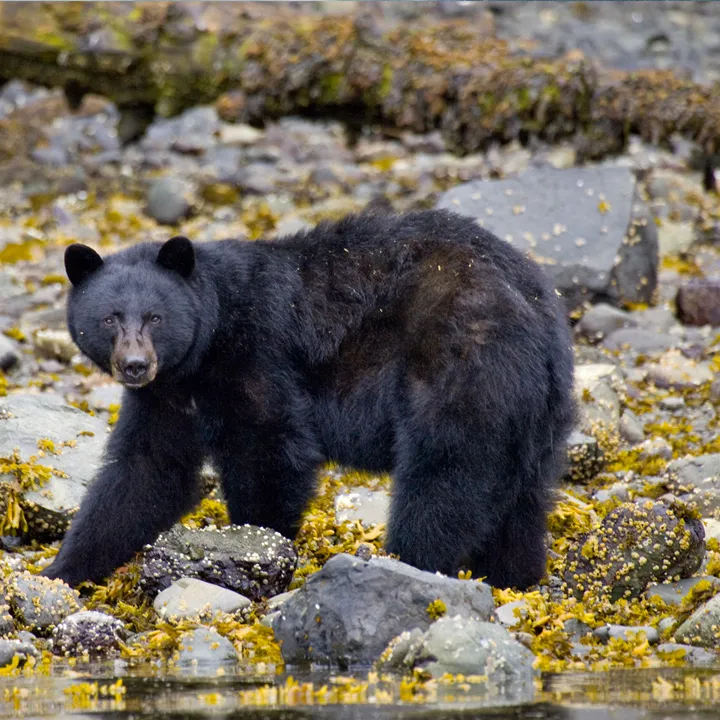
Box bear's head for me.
[64,236,199,389]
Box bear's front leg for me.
[42,392,204,587]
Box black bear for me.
[43,209,575,590]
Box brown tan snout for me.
[111,324,158,388]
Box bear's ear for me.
[65,244,104,287]
[157,236,194,278]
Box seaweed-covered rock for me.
[378,615,535,687]
[5,572,82,635]
[565,430,605,484]
[0,392,107,538]
[563,500,705,602]
[273,553,494,668]
[574,363,624,440]
[51,610,125,657]
[140,524,297,601]
[675,593,720,648]
[153,577,252,620]
[436,164,658,312]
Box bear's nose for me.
[122,357,149,382]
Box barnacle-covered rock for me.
[5,571,82,635]
[51,610,125,657]
[563,500,705,603]
[140,524,297,601]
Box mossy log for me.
[2,2,720,158]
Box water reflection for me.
[4,663,720,718]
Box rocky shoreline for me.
[3,1,720,714]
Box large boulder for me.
[437,163,658,312]
[0,392,108,538]
[273,553,494,668]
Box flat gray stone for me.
[493,600,528,627]
[154,578,252,620]
[334,487,390,527]
[593,624,659,644]
[0,392,108,537]
[646,577,720,606]
[602,329,679,354]
[273,553,494,667]
[657,642,717,665]
[436,163,658,311]
[575,303,637,343]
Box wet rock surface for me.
[140,524,297,602]
[273,553,494,667]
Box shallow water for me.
[4,663,720,719]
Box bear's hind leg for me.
[469,488,550,590]
[218,423,322,540]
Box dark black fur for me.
[43,209,575,590]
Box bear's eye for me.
[150,314,162,325]
[103,316,115,327]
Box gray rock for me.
[334,487,390,528]
[493,600,528,627]
[619,411,645,444]
[140,524,297,601]
[633,306,679,335]
[266,589,298,612]
[436,163,658,311]
[32,329,76,364]
[602,329,679,354]
[675,592,720,647]
[0,393,107,538]
[381,615,535,687]
[659,396,686,411]
[565,430,605,483]
[0,639,39,668]
[273,553,493,667]
[677,278,720,327]
[5,572,81,635]
[593,624,659,644]
[51,610,125,656]
[146,177,196,225]
[0,604,14,636]
[666,455,720,514]
[645,351,713,390]
[0,335,21,372]
[575,303,637,343]
[646,577,720,606]
[141,106,221,155]
[563,618,592,640]
[574,363,623,438]
[153,577,251,620]
[86,384,123,411]
[175,627,239,668]
[657,643,717,665]
[563,501,705,602]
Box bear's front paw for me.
[40,560,86,588]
